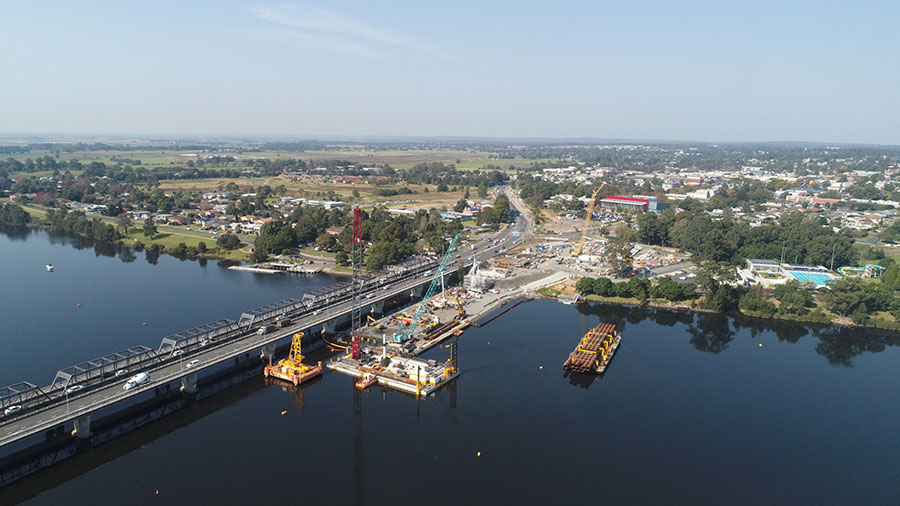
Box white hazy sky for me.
[1,0,899,144]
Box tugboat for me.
[355,372,377,390]
[45,264,54,272]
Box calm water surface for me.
[2,228,900,505]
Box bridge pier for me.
[412,284,426,298]
[180,372,198,393]
[71,414,92,439]
[371,299,385,315]
[323,318,338,334]
[260,342,277,364]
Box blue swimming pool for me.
[788,271,834,286]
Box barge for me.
[329,342,459,397]
[563,323,621,374]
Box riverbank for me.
[5,201,351,274]
[537,283,900,333]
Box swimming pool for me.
[788,271,834,286]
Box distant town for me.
[1,139,899,330]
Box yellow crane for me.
[573,183,605,256]
[263,332,323,386]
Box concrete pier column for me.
[412,284,426,298]
[323,318,338,334]
[72,414,92,439]
[260,342,277,362]
[180,372,198,393]
[372,299,385,314]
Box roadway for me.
[0,192,533,448]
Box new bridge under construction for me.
[0,198,541,487]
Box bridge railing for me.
[49,345,162,392]
[158,318,242,355]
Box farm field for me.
[156,177,469,208]
[3,146,552,172]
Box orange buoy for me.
[142,322,147,326]
[76,304,81,307]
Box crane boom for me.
[394,232,462,342]
[573,183,605,256]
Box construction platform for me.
[563,323,621,374]
[263,332,323,386]
[264,360,322,385]
[328,345,459,397]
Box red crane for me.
[350,207,363,360]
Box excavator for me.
[366,314,384,330]
[454,295,466,320]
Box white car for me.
[4,405,23,416]
[186,360,200,369]
[171,349,184,358]
[115,369,129,377]
[66,385,84,395]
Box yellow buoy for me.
[476,451,482,457]
[281,410,287,415]
[758,343,763,348]
[539,366,543,370]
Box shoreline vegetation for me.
[539,272,900,333]
[0,200,356,274]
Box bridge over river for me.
[0,208,528,456]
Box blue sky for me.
[1,1,898,143]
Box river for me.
[2,228,900,505]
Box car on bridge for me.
[4,405,23,417]
[65,385,84,395]
[186,360,200,369]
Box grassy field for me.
[157,177,468,208]
[4,147,553,172]
[298,246,336,259]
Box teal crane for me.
[394,232,461,342]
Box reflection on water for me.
[687,314,735,354]
[575,300,900,367]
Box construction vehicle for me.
[573,182,605,256]
[366,314,384,330]
[394,232,461,342]
[454,295,466,319]
[263,332,323,386]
